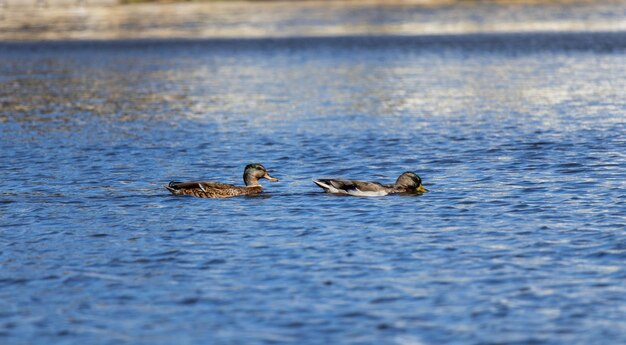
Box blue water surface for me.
[1,33,625,344]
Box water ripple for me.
[1,33,625,344]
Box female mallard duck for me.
[165,164,278,198]
[313,171,428,196]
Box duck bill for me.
[416,185,428,193]
[264,173,278,181]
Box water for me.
[1,32,626,344]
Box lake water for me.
[1,30,626,344]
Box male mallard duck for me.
[165,163,278,198]
[313,171,428,196]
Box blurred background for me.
[1,0,625,41]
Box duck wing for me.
[167,181,232,190]
[313,179,391,196]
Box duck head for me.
[395,172,428,193]
[243,163,278,187]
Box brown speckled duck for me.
[165,164,278,198]
[313,171,427,197]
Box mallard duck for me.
[165,163,278,198]
[313,171,428,196]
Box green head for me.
[243,163,278,186]
[395,172,428,193]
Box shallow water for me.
[1,33,626,344]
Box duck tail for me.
[313,179,334,193]
[165,181,183,194]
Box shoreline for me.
[2,32,625,55]
[1,0,625,41]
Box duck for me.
[313,171,428,197]
[165,163,278,198]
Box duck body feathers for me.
[313,179,393,196]
[165,181,263,199]
[313,172,428,197]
